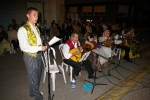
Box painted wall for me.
[0,1,16,30]
[0,0,65,30]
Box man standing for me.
[18,7,47,100]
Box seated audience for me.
[7,24,19,53]
[0,25,11,56]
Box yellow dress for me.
[121,41,140,58]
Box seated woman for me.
[87,33,97,43]
[86,32,111,71]
[82,33,98,52]
[0,25,11,56]
[7,24,19,53]
[99,30,113,58]
[125,27,140,58]
[51,23,59,38]
[84,22,92,39]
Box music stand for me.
[42,35,61,100]
[90,51,120,81]
[84,51,107,94]
[111,48,129,71]
[79,51,91,62]
[40,34,53,100]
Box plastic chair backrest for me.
[50,47,56,59]
[59,44,64,58]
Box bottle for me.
[71,78,76,89]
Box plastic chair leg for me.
[66,65,68,72]
[59,65,66,83]
[51,73,56,91]
[43,70,46,83]
[70,67,73,82]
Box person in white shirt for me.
[62,32,96,80]
[114,29,131,62]
[17,7,47,100]
[99,30,112,58]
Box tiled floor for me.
[0,30,150,100]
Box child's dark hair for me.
[90,33,97,38]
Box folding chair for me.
[59,43,91,81]
[41,47,66,91]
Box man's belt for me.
[23,51,42,57]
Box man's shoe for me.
[98,69,102,73]
[30,92,43,97]
[127,59,132,62]
[40,92,43,95]
[30,93,34,97]
[123,58,132,62]
[30,94,34,97]
[88,75,98,79]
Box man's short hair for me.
[71,32,78,38]
[27,7,38,14]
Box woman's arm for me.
[85,40,94,48]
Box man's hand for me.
[78,46,83,51]
[76,50,81,55]
[72,50,81,56]
[41,46,47,51]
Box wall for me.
[56,0,65,22]
[14,0,27,27]
[105,5,118,22]
[44,0,56,26]
[0,1,15,30]
[0,0,65,30]
[65,0,147,4]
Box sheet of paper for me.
[48,36,61,46]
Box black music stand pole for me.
[111,53,129,71]
[84,53,107,94]
[42,35,54,100]
[99,61,121,80]
[91,51,121,80]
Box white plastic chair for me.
[41,47,66,91]
[59,44,73,81]
[112,34,122,61]
[59,44,91,82]
[112,47,121,61]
